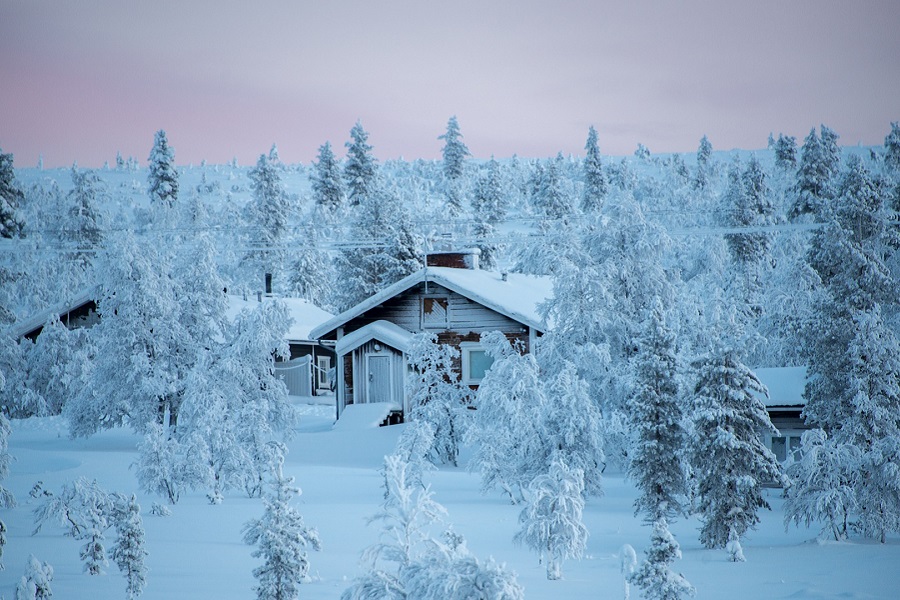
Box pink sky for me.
[2,1,898,168]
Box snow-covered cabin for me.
[755,366,810,463]
[226,295,336,398]
[309,250,554,422]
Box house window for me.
[316,356,331,390]
[422,296,449,329]
[769,434,803,463]
[461,343,494,385]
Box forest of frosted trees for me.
[1,118,899,598]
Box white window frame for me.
[316,355,331,390]
[421,295,450,330]
[460,342,493,386]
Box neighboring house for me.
[309,250,554,421]
[755,366,810,463]
[226,295,336,397]
[10,286,100,342]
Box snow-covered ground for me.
[1,403,896,599]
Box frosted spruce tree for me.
[884,121,900,172]
[244,152,292,290]
[344,121,377,206]
[110,495,148,600]
[66,166,105,263]
[514,458,588,580]
[693,135,713,191]
[243,450,321,600]
[690,347,783,557]
[336,186,421,310]
[532,153,572,220]
[628,302,690,524]
[581,125,607,213]
[438,116,470,214]
[773,133,797,170]
[405,333,470,467]
[147,130,178,210]
[0,148,25,239]
[790,125,841,221]
[471,156,506,269]
[311,141,345,211]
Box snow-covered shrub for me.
[135,423,207,505]
[514,458,588,580]
[405,333,471,467]
[784,429,860,541]
[109,495,148,600]
[16,555,53,600]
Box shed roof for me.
[310,266,553,340]
[335,320,414,355]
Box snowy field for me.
[1,401,897,600]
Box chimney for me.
[425,248,481,270]
[264,273,273,295]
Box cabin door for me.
[366,354,393,404]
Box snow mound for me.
[332,403,400,430]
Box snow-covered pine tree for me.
[405,333,470,467]
[514,458,588,580]
[243,450,321,600]
[472,156,506,269]
[629,518,694,600]
[693,135,713,191]
[790,125,841,221]
[287,222,334,307]
[110,494,148,600]
[0,148,25,239]
[582,125,608,213]
[393,419,436,490]
[532,153,572,220]
[66,166,105,263]
[344,121,378,206]
[244,152,292,289]
[724,156,776,268]
[335,186,421,310]
[773,134,797,170]
[311,141,345,211]
[628,302,689,523]
[784,429,860,541]
[439,116,470,181]
[467,331,546,503]
[884,121,900,172]
[147,130,178,210]
[16,555,53,600]
[690,347,783,551]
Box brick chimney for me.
[426,248,480,270]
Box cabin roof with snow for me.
[754,366,807,408]
[226,295,334,342]
[9,285,100,341]
[310,266,554,341]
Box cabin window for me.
[461,343,494,385]
[769,434,803,462]
[422,296,450,329]
[316,356,331,390]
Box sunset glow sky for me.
[2,1,898,168]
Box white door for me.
[366,354,392,404]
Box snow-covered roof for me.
[335,320,414,355]
[755,366,807,408]
[310,266,553,340]
[8,285,99,339]
[226,295,334,342]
